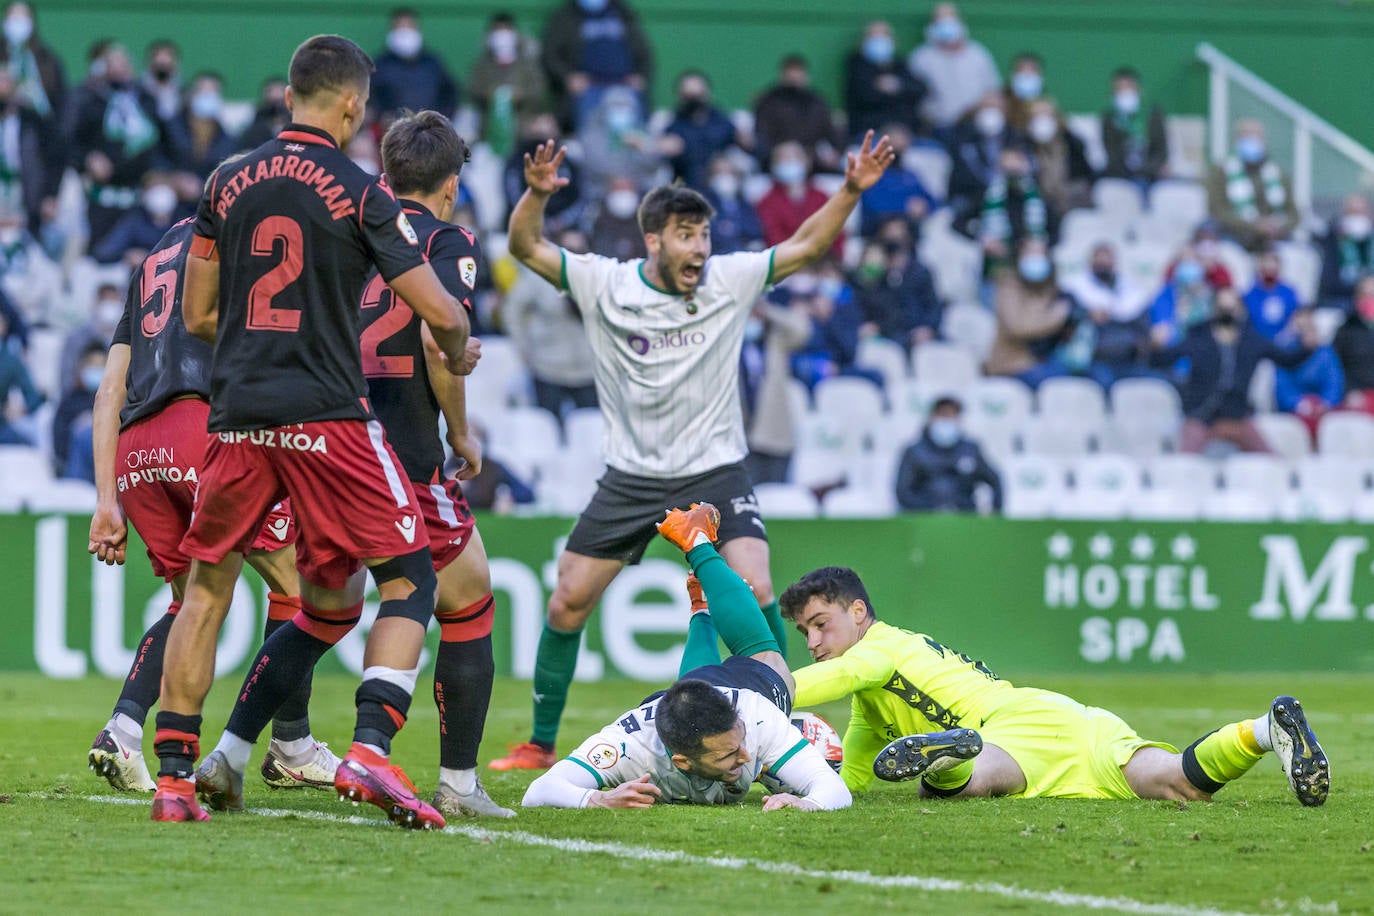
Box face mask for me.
[387,26,423,59]
[818,277,843,301]
[1213,311,1239,327]
[96,301,123,327]
[606,105,637,132]
[1113,90,1139,115]
[858,261,886,283]
[3,15,31,46]
[578,0,609,12]
[190,91,222,120]
[1175,259,1204,286]
[1342,214,1372,240]
[1236,136,1266,164]
[605,189,639,219]
[151,65,175,83]
[928,418,961,448]
[144,184,177,219]
[488,29,518,62]
[974,106,1004,138]
[1011,71,1042,101]
[862,35,895,65]
[80,366,104,392]
[1028,114,1057,144]
[1258,266,1280,285]
[678,95,707,116]
[773,159,807,186]
[1018,253,1051,284]
[709,174,738,200]
[928,18,963,46]
[89,58,108,81]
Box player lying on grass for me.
[779,566,1329,807]
[522,503,850,810]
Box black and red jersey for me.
[361,200,481,483]
[191,123,427,431]
[112,217,213,430]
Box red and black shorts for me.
[116,397,295,581]
[180,418,427,590]
[412,474,477,571]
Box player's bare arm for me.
[770,130,896,283]
[507,140,568,288]
[87,342,131,566]
[587,774,662,809]
[422,325,482,479]
[388,263,472,375]
[182,253,220,343]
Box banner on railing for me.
[2,513,1371,679]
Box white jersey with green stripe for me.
[565,685,818,805]
[560,248,774,478]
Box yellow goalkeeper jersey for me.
[793,621,1023,791]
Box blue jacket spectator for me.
[662,71,738,191]
[0,316,42,444]
[540,0,653,128]
[895,396,1002,513]
[91,180,181,264]
[1316,195,1374,313]
[785,271,882,389]
[702,159,763,254]
[1273,345,1344,413]
[1243,251,1300,340]
[845,20,925,140]
[372,9,458,121]
[859,126,935,236]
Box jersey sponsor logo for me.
[586,743,620,769]
[268,517,291,541]
[626,329,707,356]
[125,447,176,469]
[396,212,419,246]
[116,465,199,492]
[214,156,357,221]
[395,515,417,544]
[730,494,760,516]
[216,430,329,453]
[458,256,477,289]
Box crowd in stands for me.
[4,0,1374,522]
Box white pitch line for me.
[51,793,1272,916]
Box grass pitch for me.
[0,672,1369,914]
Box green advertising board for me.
[1,511,1371,680]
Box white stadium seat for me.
[1092,178,1145,232]
[822,486,897,518]
[25,479,98,514]
[902,146,951,200]
[855,337,909,393]
[941,301,997,363]
[1147,454,1218,493]
[1254,413,1312,461]
[1037,376,1107,424]
[1293,455,1368,497]
[491,406,563,489]
[965,376,1034,431]
[814,376,886,437]
[1317,411,1374,459]
[1220,453,1291,495]
[1059,454,1143,519]
[1276,241,1321,306]
[753,482,819,518]
[1130,486,1204,521]
[911,341,979,391]
[1002,455,1068,519]
[1148,180,1208,229]
[1018,415,1097,459]
[1202,489,1280,522]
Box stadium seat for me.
[0,446,51,502]
[1312,308,1345,346]
[911,341,979,391]
[1018,415,1098,459]
[1317,411,1374,459]
[26,328,63,399]
[814,376,885,437]
[1215,240,1254,291]
[753,482,820,518]
[918,221,982,303]
[1037,376,1107,424]
[1119,241,1173,289]
[821,486,897,518]
[1202,489,1279,522]
[1248,359,1275,414]
[1293,455,1368,497]
[25,479,98,514]
[1100,415,1177,458]
[851,426,908,493]
[472,336,532,407]
[1130,486,1203,521]
[1058,210,1125,254]
[855,337,910,393]
[941,301,997,363]
[1001,455,1067,519]
[563,408,604,453]
[1281,489,1352,522]
[965,376,1034,431]
[1254,413,1312,461]
[791,414,862,491]
[1276,241,1321,306]
[902,146,951,200]
[1110,377,1181,424]
[1131,214,1191,250]
[1091,179,1145,232]
[491,406,563,489]
[1220,453,1291,494]
[1060,454,1143,519]
[1147,454,1218,492]
[1147,180,1208,229]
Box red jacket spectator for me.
[756,183,844,258]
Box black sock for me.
[112,608,177,725]
[224,621,331,744]
[354,679,414,755]
[154,711,202,780]
[262,616,314,742]
[921,775,972,798]
[434,635,495,771]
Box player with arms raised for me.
[492,130,895,771]
[150,35,473,828]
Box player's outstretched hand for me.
[88,502,127,566]
[588,774,662,809]
[761,793,821,812]
[445,336,482,377]
[843,130,897,195]
[524,140,570,197]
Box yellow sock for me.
[1183,720,1265,792]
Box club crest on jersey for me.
[586,743,619,769]
[458,256,477,289]
[396,213,419,246]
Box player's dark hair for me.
[1012,51,1043,69]
[1112,66,1140,83]
[288,35,374,102]
[381,109,470,196]
[656,679,738,758]
[637,185,714,236]
[489,11,515,27]
[390,6,419,22]
[779,566,877,622]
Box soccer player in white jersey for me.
[523,503,851,810]
[493,131,895,771]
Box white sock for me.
[109,713,142,748]
[691,532,711,548]
[273,735,316,761]
[1250,715,1273,752]
[362,743,387,757]
[439,767,477,795]
[212,732,254,772]
[361,665,419,695]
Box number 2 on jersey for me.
[139,241,184,337]
[359,273,415,378]
[247,216,304,331]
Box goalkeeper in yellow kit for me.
[779,566,1329,806]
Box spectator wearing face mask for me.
[469,13,547,158]
[661,70,744,192]
[701,155,762,254]
[895,396,1002,513]
[0,68,61,241]
[985,237,1074,383]
[575,85,661,205]
[0,3,64,126]
[752,53,842,173]
[851,231,942,352]
[91,176,181,266]
[589,177,647,262]
[947,93,1014,235]
[845,20,926,141]
[741,296,813,485]
[60,283,122,388]
[1163,226,1233,290]
[1100,67,1168,187]
[859,124,936,237]
[0,306,41,444]
[1003,51,1045,134]
[1332,275,1374,415]
[0,209,60,327]
[907,3,1000,137]
[972,147,1048,303]
[372,7,458,123]
[1024,98,1092,217]
[165,71,239,181]
[788,266,882,391]
[540,0,653,130]
[52,344,105,479]
[1151,286,1316,453]
[1243,249,1300,340]
[1062,242,1155,385]
[756,141,844,258]
[1207,119,1299,252]
[139,39,181,124]
[1317,194,1374,313]
[1150,245,1216,343]
[239,77,290,151]
[505,113,585,234]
